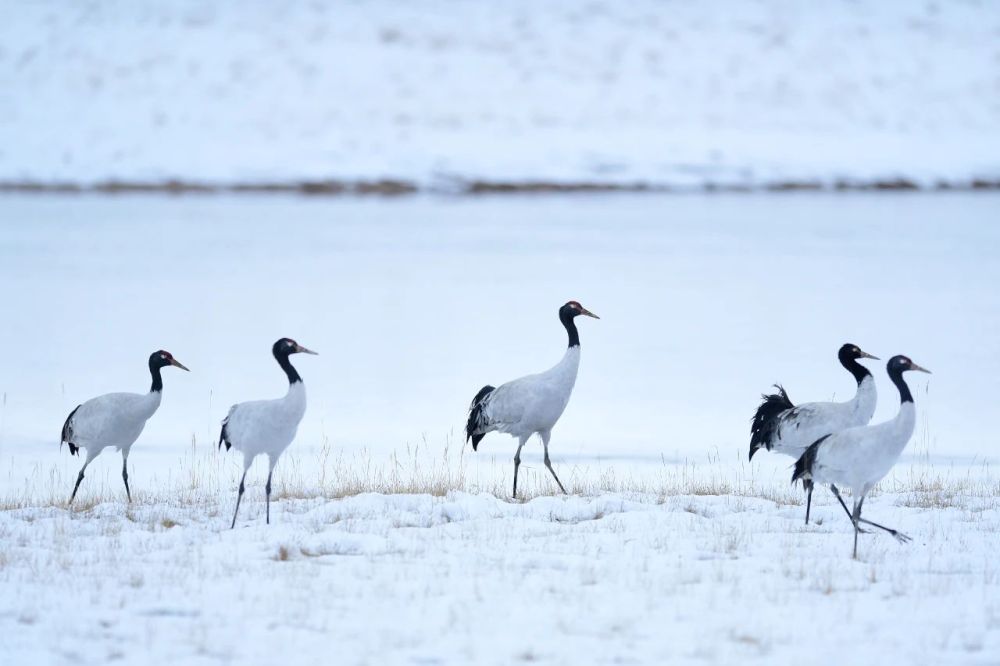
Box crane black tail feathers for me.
[61,405,81,456]
[749,384,794,461]
[792,434,831,487]
[466,385,495,451]
[218,419,232,451]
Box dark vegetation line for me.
[0,177,998,196]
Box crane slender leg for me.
[69,467,87,504]
[830,485,853,520]
[121,450,132,503]
[230,470,248,529]
[265,455,278,525]
[230,455,254,529]
[512,436,528,498]
[804,479,813,524]
[540,430,567,495]
[851,498,862,559]
[265,471,272,525]
[69,449,99,505]
[830,484,868,533]
[854,497,911,544]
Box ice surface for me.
[0,193,996,496]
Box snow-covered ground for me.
[2,1,999,188]
[2,479,999,665]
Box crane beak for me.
[580,308,600,319]
[910,362,931,374]
[859,351,880,360]
[296,344,319,355]
[170,359,190,371]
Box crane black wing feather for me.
[749,384,794,460]
[465,385,495,451]
[61,404,82,456]
[219,411,233,451]
[792,434,832,487]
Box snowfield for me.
[2,0,999,189]
[2,477,998,665]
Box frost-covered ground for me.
[2,473,999,665]
[2,1,999,188]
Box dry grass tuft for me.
[1,436,994,517]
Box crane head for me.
[562,301,599,320]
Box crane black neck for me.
[275,349,302,384]
[149,364,164,393]
[560,310,581,348]
[839,352,871,386]
[888,366,914,405]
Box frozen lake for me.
[0,193,998,497]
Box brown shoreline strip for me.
[0,178,997,196]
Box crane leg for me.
[69,467,87,504]
[69,449,99,505]
[853,496,911,544]
[121,451,132,503]
[804,479,813,524]
[830,485,868,533]
[231,468,249,529]
[512,436,527,498]
[540,430,567,495]
[265,455,278,525]
[851,498,862,559]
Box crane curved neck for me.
[888,367,913,404]
[839,354,871,386]
[275,350,302,384]
[560,312,580,348]
[149,363,163,393]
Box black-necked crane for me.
[60,350,189,504]
[793,355,930,558]
[750,343,879,523]
[465,301,599,498]
[219,338,316,528]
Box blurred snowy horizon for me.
[2,0,999,190]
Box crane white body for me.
[793,355,929,557]
[61,350,188,503]
[65,391,162,457]
[466,301,598,497]
[219,338,315,528]
[803,401,915,499]
[480,346,580,440]
[765,376,877,458]
[750,344,880,524]
[220,382,306,463]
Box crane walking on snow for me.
[61,350,189,504]
[750,343,879,523]
[219,338,317,528]
[465,301,599,498]
[793,355,930,558]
